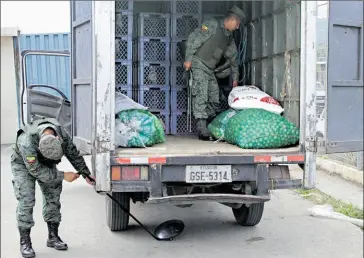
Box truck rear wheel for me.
[232,203,264,226]
[106,192,130,231]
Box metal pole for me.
[301,1,317,189]
[188,71,192,132]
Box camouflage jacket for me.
[12,121,91,183]
[185,18,239,81]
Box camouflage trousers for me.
[190,68,221,120]
[11,161,63,229]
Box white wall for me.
[1,36,19,145]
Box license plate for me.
[185,165,232,183]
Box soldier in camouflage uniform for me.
[184,6,245,140]
[11,117,95,258]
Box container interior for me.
[114,0,301,146]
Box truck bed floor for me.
[115,136,300,157]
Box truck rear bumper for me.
[147,193,271,205]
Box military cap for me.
[38,134,64,160]
[229,6,245,21]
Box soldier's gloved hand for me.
[86,175,96,186]
[64,172,80,182]
[183,71,190,85]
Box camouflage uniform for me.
[185,19,239,120]
[11,118,91,257]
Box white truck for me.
[20,1,363,232]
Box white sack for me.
[115,92,147,114]
[228,85,284,114]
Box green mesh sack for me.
[208,109,237,140]
[225,109,299,149]
[115,109,165,148]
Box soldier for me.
[184,6,245,140]
[11,117,95,258]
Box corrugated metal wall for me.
[19,33,71,99]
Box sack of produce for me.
[208,109,237,140]
[225,109,299,149]
[228,85,284,114]
[115,109,165,148]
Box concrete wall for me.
[1,36,19,144]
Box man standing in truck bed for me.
[184,6,245,140]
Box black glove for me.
[183,71,190,86]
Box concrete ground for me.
[290,165,363,210]
[1,145,363,258]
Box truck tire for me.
[232,203,264,226]
[106,192,130,231]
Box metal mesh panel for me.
[135,13,170,38]
[173,15,200,38]
[115,37,132,61]
[173,1,201,14]
[116,13,133,36]
[171,87,188,111]
[176,88,187,110]
[139,87,170,112]
[220,96,229,111]
[171,112,197,134]
[115,63,132,85]
[115,0,133,12]
[171,64,185,87]
[136,39,170,62]
[171,41,183,62]
[137,62,169,86]
[201,1,232,14]
[134,1,171,14]
[116,86,133,99]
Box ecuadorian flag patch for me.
[201,24,208,31]
[26,156,36,164]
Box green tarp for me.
[115,109,165,148]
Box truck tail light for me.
[111,166,148,181]
[121,167,140,180]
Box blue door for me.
[326,1,363,153]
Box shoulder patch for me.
[26,156,36,164]
[201,24,208,32]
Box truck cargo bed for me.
[115,135,300,157]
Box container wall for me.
[19,33,71,99]
[242,0,301,127]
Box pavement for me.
[1,144,363,258]
[290,165,364,210]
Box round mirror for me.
[154,220,185,241]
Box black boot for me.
[46,222,68,250]
[19,228,35,258]
[196,119,213,141]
